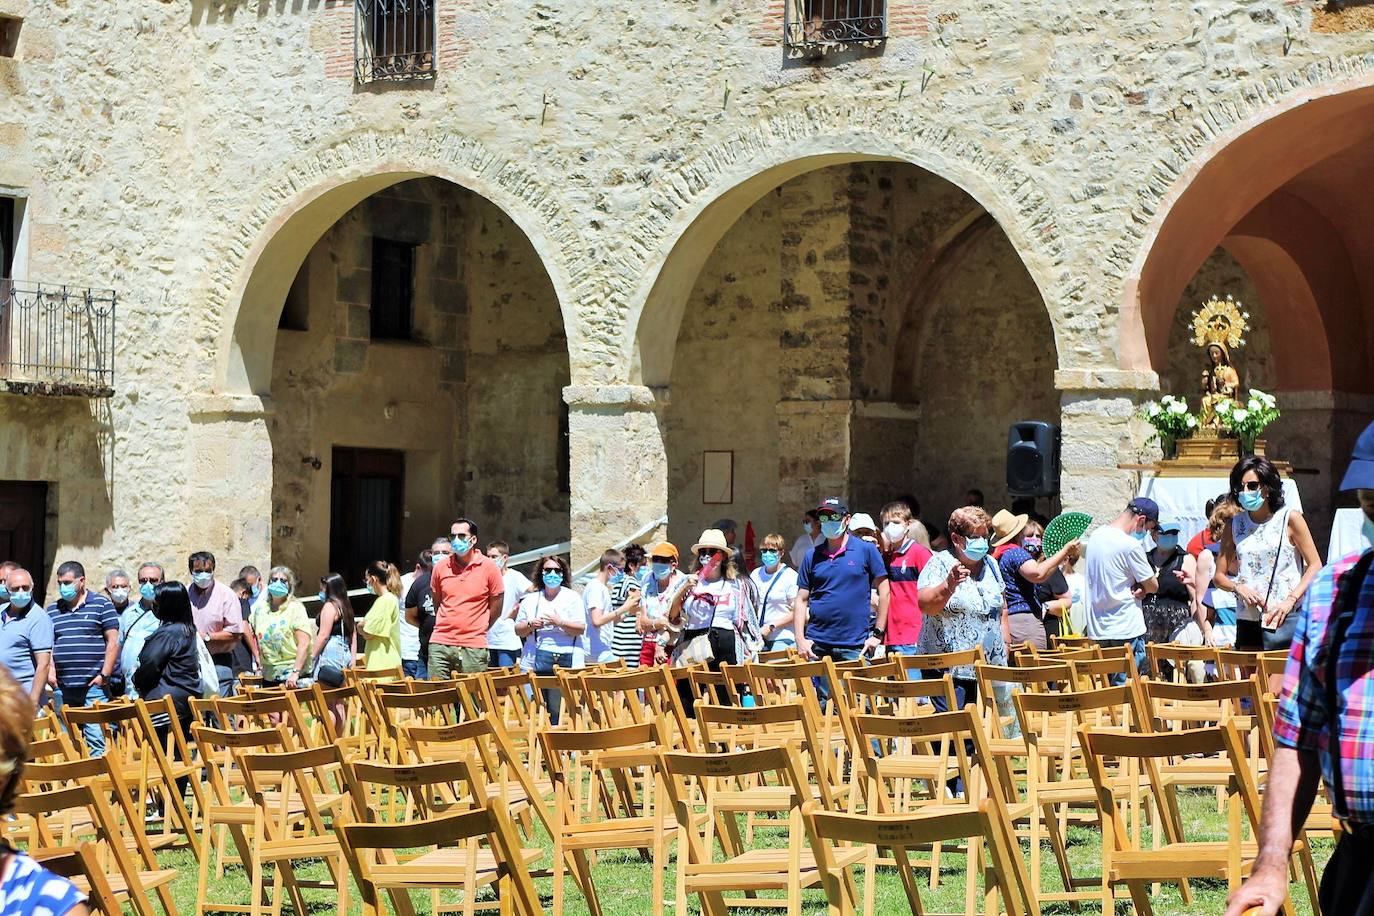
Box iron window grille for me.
[0,281,116,397]
[784,0,887,53]
[355,0,436,84]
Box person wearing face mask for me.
[1083,498,1162,681]
[514,554,585,723]
[790,510,825,570]
[405,538,449,678]
[247,566,314,688]
[99,568,133,698]
[0,560,15,613]
[584,548,631,666]
[186,550,252,697]
[1141,520,1201,674]
[484,541,533,671]
[608,545,646,667]
[795,498,889,706]
[878,502,933,671]
[1215,456,1321,660]
[637,543,684,666]
[309,573,356,731]
[429,517,504,677]
[46,561,119,757]
[915,506,1007,709]
[1224,421,1374,916]
[0,566,53,709]
[360,561,403,673]
[750,534,800,653]
[238,565,263,603]
[1021,519,1072,641]
[117,562,164,700]
[989,510,1079,651]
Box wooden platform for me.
[1119,438,1296,478]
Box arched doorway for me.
[227,175,570,584]
[1125,82,1374,543]
[653,159,1059,546]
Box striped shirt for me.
[47,593,118,690]
[1,847,86,915]
[609,573,644,665]
[1274,549,1374,822]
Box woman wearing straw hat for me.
[667,528,761,678]
[990,508,1079,650]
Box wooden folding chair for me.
[31,843,122,914]
[1080,722,1318,916]
[568,665,697,751]
[15,757,179,916]
[208,692,316,750]
[1146,642,1217,683]
[237,743,358,916]
[540,722,674,916]
[887,647,984,686]
[659,743,864,916]
[373,686,460,761]
[804,801,1039,916]
[340,804,545,916]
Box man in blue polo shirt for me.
[796,497,890,705]
[0,566,53,709]
[48,560,119,757]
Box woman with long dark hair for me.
[309,572,356,734]
[361,561,403,673]
[1215,456,1321,663]
[133,581,201,807]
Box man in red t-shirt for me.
[428,517,504,677]
[877,501,934,672]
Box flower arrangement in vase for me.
[1141,395,1199,459]
[1213,389,1280,456]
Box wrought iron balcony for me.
[0,281,116,397]
[785,0,888,53]
[355,0,436,84]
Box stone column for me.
[564,384,668,570]
[1055,369,1159,522]
[185,394,275,575]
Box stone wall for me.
[1,1,1371,579]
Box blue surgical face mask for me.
[820,520,845,540]
[7,590,31,610]
[1238,490,1265,512]
[542,571,564,590]
[250,584,261,599]
[651,562,672,580]
[365,582,377,596]
[267,580,290,599]
[0,584,7,602]
[452,537,473,556]
[317,590,328,604]
[1157,534,1180,551]
[760,550,780,569]
[192,571,214,588]
[139,582,156,601]
[610,569,625,585]
[962,537,990,563]
[58,582,78,602]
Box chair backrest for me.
[1146,642,1218,681]
[840,673,956,735]
[1144,677,1261,730]
[239,743,355,848]
[539,722,666,837]
[1068,655,1138,692]
[190,722,292,809]
[847,706,1007,811]
[1014,683,1150,780]
[695,702,839,807]
[210,691,315,747]
[344,755,485,824]
[889,646,984,679]
[571,665,695,750]
[974,661,1072,736]
[1214,648,1264,681]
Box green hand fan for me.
[1043,512,1093,557]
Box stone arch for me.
[203,130,582,397]
[1117,62,1374,386]
[622,109,1067,388]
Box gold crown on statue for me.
[1191,295,1250,351]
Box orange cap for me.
[647,541,679,560]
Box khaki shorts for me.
[427,644,489,678]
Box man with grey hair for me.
[119,562,164,699]
[0,565,52,708]
[102,568,133,696]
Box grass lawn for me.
[157,785,1329,915]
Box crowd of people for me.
[0,452,1345,734]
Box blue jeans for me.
[1098,635,1148,685]
[886,644,925,681]
[402,659,428,680]
[489,648,522,670]
[65,684,109,757]
[811,644,862,708]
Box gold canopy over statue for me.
[1192,295,1249,430]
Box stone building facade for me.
[1,0,1372,590]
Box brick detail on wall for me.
[749,0,930,46]
[321,0,470,82]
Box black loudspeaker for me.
[1006,421,1060,497]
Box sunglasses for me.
[650,556,674,563]
[1240,481,1264,492]
[818,514,842,523]
[137,577,161,584]
[541,567,562,575]
[697,550,720,560]
[268,576,290,585]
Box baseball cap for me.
[815,497,849,516]
[647,541,679,560]
[1127,497,1160,523]
[848,513,877,534]
[1340,420,1374,491]
[1157,519,1182,534]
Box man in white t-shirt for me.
[485,541,533,670]
[584,548,633,665]
[1084,497,1161,682]
[790,510,824,569]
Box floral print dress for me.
[916,550,1007,679]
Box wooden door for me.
[0,480,48,600]
[329,447,405,588]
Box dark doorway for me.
[0,481,48,602]
[329,447,405,588]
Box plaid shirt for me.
[1274,549,1374,822]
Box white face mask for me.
[883,521,906,544]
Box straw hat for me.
[690,529,730,554]
[990,509,1029,548]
